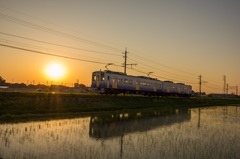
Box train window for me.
[124,79,128,84]
[136,81,140,85]
[100,72,105,81]
[107,76,110,80]
[143,81,146,86]
[92,74,96,81]
[118,78,121,83]
[147,82,150,87]
[129,79,132,84]
[113,78,116,83]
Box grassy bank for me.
[0,92,240,120]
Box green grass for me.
[0,92,240,121]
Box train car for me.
[91,70,163,95]
[175,83,192,97]
[91,70,192,96]
[182,84,192,97]
[162,81,176,95]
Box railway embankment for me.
[0,92,239,121]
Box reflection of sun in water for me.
[45,63,65,80]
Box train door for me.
[167,83,170,93]
[153,82,157,92]
[107,75,110,88]
[92,72,100,87]
[178,87,181,93]
[96,75,100,87]
[136,80,140,91]
[112,77,118,89]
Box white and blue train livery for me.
[91,70,192,96]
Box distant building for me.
[208,93,239,98]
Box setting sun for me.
[45,63,66,80]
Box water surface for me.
[0,106,239,159]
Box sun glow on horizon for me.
[45,63,66,80]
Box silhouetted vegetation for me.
[0,76,89,93]
[0,76,7,86]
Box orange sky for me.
[0,0,239,94]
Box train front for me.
[91,71,106,94]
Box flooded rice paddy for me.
[0,106,239,159]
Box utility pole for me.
[236,85,238,96]
[123,48,128,74]
[199,75,202,96]
[226,84,228,94]
[122,48,137,74]
[223,75,226,94]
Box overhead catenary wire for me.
[204,85,222,91]
[128,53,224,88]
[0,4,125,51]
[126,51,200,85]
[205,81,222,88]
[130,64,197,84]
[0,43,110,65]
[0,12,122,52]
[130,52,198,77]
[0,38,123,65]
[0,32,122,56]
[128,57,197,81]
[131,68,198,85]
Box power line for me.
[0,38,123,65]
[0,4,125,51]
[0,12,122,52]
[130,52,197,77]
[128,52,199,85]
[204,85,222,90]
[0,32,122,56]
[127,57,199,85]
[128,57,196,81]
[131,68,197,85]
[0,43,109,65]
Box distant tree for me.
[10,83,27,88]
[74,83,87,90]
[74,83,79,88]
[28,84,37,88]
[0,76,6,84]
[79,84,86,89]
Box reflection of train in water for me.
[91,70,192,96]
[89,108,191,139]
